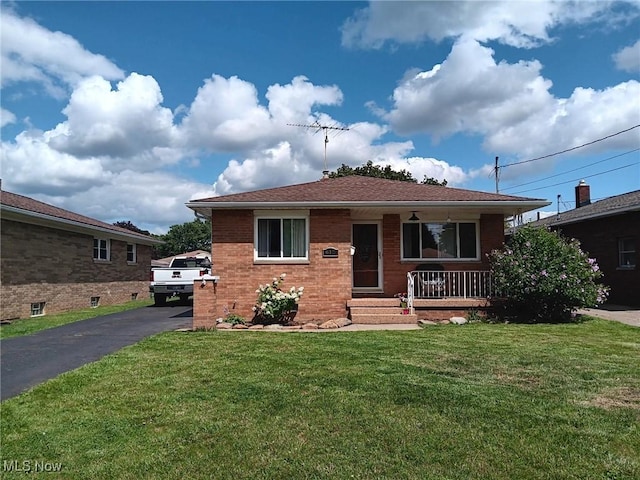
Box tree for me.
[328,160,447,185]
[154,219,211,258]
[113,220,151,236]
[489,226,609,323]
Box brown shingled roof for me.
[1,189,159,243]
[530,189,640,227]
[191,176,544,204]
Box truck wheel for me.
[154,293,167,306]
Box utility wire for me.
[501,148,640,192]
[510,161,638,195]
[501,124,640,168]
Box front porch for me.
[349,270,493,324]
[348,297,491,324]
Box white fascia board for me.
[1,206,162,245]
[186,200,550,212]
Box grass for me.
[1,319,639,479]
[0,298,153,339]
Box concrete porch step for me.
[350,313,418,324]
[350,306,409,315]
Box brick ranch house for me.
[186,176,548,327]
[1,189,161,321]
[528,181,639,307]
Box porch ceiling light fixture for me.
[409,211,420,222]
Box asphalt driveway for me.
[0,303,192,401]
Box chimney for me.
[575,180,591,208]
[321,170,329,180]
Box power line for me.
[501,124,640,168]
[509,161,638,195]
[501,148,640,192]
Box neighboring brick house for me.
[186,176,548,327]
[528,181,640,307]
[1,189,162,320]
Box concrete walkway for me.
[577,305,640,327]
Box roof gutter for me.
[186,200,550,210]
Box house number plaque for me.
[322,247,339,258]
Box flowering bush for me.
[489,226,608,323]
[395,292,408,307]
[252,273,304,323]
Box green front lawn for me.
[0,299,154,339]
[2,319,639,479]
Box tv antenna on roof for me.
[288,121,350,175]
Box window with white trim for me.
[618,237,636,268]
[93,238,110,260]
[31,302,45,317]
[255,216,308,260]
[127,243,137,263]
[402,221,478,260]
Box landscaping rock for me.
[450,317,467,325]
[418,319,437,326]
[264,324,283,330]
[216,322,232,329]
[302,323,319,330]
[248,324,264,330]
[334,318,352,328]
[232,324,249,329]
[319,320,339,329]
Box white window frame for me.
[93,238,111,261]
[401,220,480,262]
[254,211,310,263]
[30,302,45,317]
[127,243,137,264]
[618,237,636,269]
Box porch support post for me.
[192,276,219,329]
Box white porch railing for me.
[408,270,493,300]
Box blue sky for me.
[1,1,639,234]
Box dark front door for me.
[352,223,381,289]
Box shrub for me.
[489,226,608,323]
[252,274,304,323]
[224,313,246,326]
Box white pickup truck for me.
[149,255,212,306]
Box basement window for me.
[30,302,45,317]
[131,293,138,301]
[618,237,636,269]
[91,297,100,308]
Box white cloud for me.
[0,10,124,97]
[179,75,275,152]
[1,108,16,127]
[1,130,112,195]
[47,73,179,169]
[376,38,639,176]
[266,75,343,122]
[341,1,631,49]
[613,40,640,72]
[383,39,552,138]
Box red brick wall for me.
[548,211,640,306]
[208,209,353,324]
[204,210,507,325]
[1,219,153,320]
